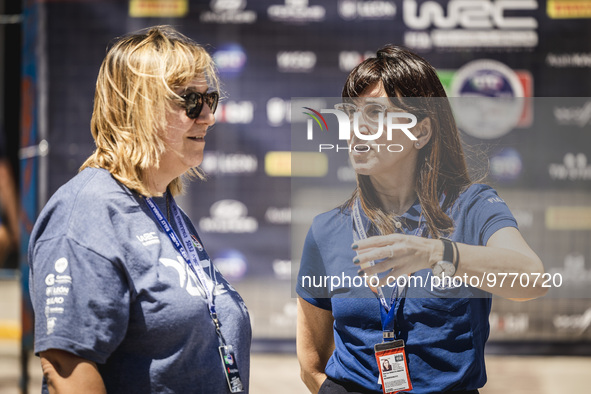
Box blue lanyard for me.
[352,199,392,312]
[144,195,218,322]
[352,198,422,340]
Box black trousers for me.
[318,376,480,394]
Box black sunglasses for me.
[180,91,219,119]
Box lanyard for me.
[145,195,225,344]
[352,198,421,340]
[352,199,392,312]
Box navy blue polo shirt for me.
[296,184,518,393]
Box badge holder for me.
[219,344,244,393]
[213,307,244,393]
[375,339,412,394]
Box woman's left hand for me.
[352,234,440,285]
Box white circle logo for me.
[54,258,68,273]
[450,59,525,139]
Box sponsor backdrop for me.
[21,0,591,353]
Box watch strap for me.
[441,238,453,263]
[452,240,460,271]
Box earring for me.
[415,142,420,148]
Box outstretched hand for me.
[352,234,440,286]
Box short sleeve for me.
[296,226,332,310]
[464,186,518,246]
[29,236,130,364]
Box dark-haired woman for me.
[296,45,546,394]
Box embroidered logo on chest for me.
[137,232,160,246]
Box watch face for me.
[432,261,456,278]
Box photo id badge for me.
[219,345,244,393]
[374,340,412,394]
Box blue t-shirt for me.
[297,184,517,393]
[29,167,252,393]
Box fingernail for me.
[357,270,365,277]
[353,258,360,264]
[351,244,358,250]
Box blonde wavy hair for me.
[80,25,219,197]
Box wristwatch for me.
[431,238,456,278]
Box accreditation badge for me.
[374,340,412,394]
[219,345,244,393]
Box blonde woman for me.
[29,26,251,393]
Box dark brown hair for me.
[343,45,471,238]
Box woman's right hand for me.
[40,349,106,394]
